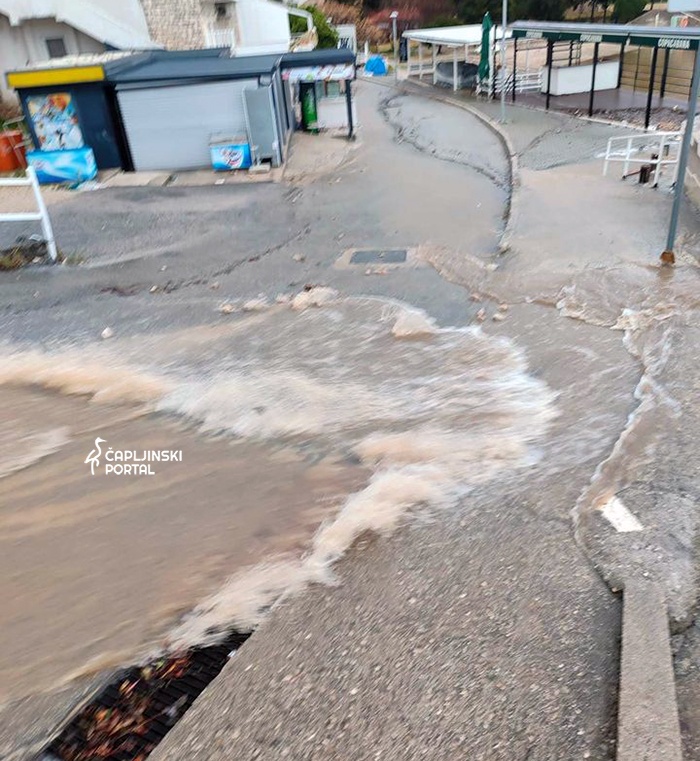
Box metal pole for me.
[453,46,458,91]
[545,39,553,110]
[392,15,398,81]
[28,166,58,262]
[346,79,354,139]
[500,0,507,122]
[663,45,700,261]
[589,41,599,117]
[660,48,670,99]
[512,36,518,103]
[617,42,625,89]
[645,45,659,129]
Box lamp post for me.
[390,10,399,81]
[500,0,507,122]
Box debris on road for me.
[291,285,338,311]
[0,236,53,270]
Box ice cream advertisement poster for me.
[27,93,84,151]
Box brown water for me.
[0,385,367,704]
[0,294,557,706]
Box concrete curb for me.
[617,578,683,761]
[362,77,520,254]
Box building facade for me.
[0,0,153,106]
[140,0,294,55]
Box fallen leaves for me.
[49,654,193,761]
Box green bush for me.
[290,5,340,48]
[613,0,646,22]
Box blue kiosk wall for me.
[18,83,132,171]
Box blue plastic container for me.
[210,141,252,171]
[26,147,97,184]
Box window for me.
[214,2,229,19]
[46,37,67,58]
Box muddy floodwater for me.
[1,384,368,704]
[0,295,556,706]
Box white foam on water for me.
[0,426,70,479]
[161,299,556,646]
[390,307,439,339]
[1,296,557,652]
[291,286,338,311]
[0,349,172,405]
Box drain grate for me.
[349,249,407,264]
[40,631,250,761]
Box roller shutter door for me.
[117,80,255,171]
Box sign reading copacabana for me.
[512,26,700,49]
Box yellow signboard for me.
[7,65,105,89]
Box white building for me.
[1,0,314,108]
[140,0,308,56]
[0,0,154,104]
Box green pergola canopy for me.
[511,21,700,50]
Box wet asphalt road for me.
[1,81,506,348]
[4,80,699,760]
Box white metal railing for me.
[0,166,58,262]
[496,69,543,94]
[603,131,682,186]
[205,26,236,49]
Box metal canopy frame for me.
[511,20,700,126]
[403,25,509,93]
[511,20,700,261]
[510,20,700,49]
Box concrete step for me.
[617,579,682,761]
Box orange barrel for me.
[0,130,27,171]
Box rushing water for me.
[3,255,697,709]
[0,293,556,705]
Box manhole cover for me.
[349,249,407,264]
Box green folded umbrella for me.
[478,11,493,83]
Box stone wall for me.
[140,0,216,50]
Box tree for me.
[455,0,567,23]
[290,5,340,47]
[426,13,463,26]
[521,0,568,19]
[613,0,645,22]
[319,0,385,44]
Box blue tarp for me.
[364,55,388,76]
